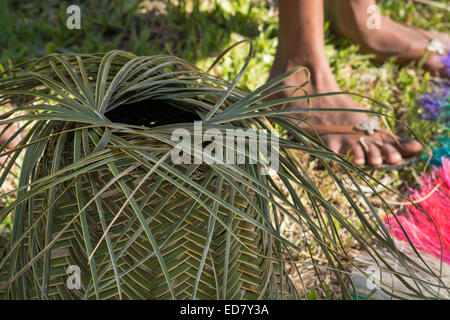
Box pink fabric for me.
[384,158,450,264]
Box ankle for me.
[270,55,340,94]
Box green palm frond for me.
[0,48,447,300]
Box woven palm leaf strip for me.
[0,51,301,300]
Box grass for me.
[2,0,446,137]
[1,0,449,299]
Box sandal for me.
[301,116,420,171]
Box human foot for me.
[273,0,423,167]
[328,0,449,77]
[268,60,423,167]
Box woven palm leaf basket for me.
[1,48,443,300]
[0,49,306,300]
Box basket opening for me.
[105,99,201,127]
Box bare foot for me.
[329,0,449,76]
[268,59,423,167]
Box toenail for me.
[372,157,383,165]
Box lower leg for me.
[270,0,339,93]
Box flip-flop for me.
[300,116,421,171]
[362,154,419,171]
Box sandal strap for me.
[301,116,382,136]
[301,124,363,136]
[406,24,446,54]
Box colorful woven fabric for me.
[426,137,450,166]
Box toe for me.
[381,131,423,158]
[380,143,403,164]
[322,135,342,154]
[349,142,365,165]
[367,143,383,166]
[397,139,423,157]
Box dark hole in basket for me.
[105,99,201,127]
